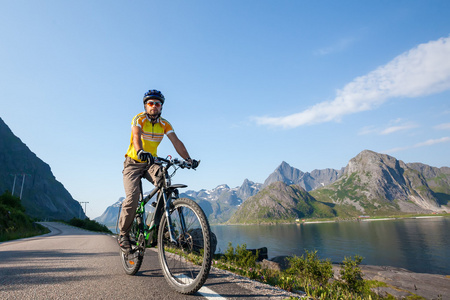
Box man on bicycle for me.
[118,89,199,253]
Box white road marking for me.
[176,274,227,299]
[197,285,228,300]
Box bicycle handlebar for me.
[154,156,199,170]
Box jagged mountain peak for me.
[346,150,406,174]
[264,162,304,187]
[264,161,343,191]
[278,161,292,168]
[277,161,303,174]
[315,149,448,214]
[241,178,253,185]
[345,150,407,179]
[216,184,230,189]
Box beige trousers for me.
[118,157,153,236]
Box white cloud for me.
[358,120,418,135]
[254,36,450,129]
[434,123,450,130]
[414,137,450,147]
[380,123,419,135]
[384,137,450,153]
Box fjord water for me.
[211,217,450,275]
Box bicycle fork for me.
[162,188,188,247]
[161,190,178,246]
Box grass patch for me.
[0,192,50,242]
[64,217,113,234]
[210,243,425,300]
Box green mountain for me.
[407,162,450,205]
[0,117,84,220]
[229,150,449,224]
[311,150,450,217]
[228,181,336,224]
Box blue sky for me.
[1,1,449,219]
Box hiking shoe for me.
[118,234,131,253]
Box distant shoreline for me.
[304,215,445,224]
[222,214,449,226]
[302,215,445,224]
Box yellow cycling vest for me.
[125,113,174,162]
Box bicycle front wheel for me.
[120,217,144,275]
[158,198,212,294]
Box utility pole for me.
[10,173,31,199]
[79,201,89,219]
[19,174,29,199]
[11,174,17,196]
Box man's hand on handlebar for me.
[187,158,199,169]
[137,149,154,165]
[154,156,199,169]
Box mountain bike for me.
[118,157,212,295]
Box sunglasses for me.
[146,101,162,107]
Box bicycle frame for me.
[133,159,189,252]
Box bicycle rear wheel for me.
[158,198,212,294]
[120,216,144,275]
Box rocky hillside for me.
[228,182,337,224]
[311,150,450,216]
[0,117,84,220]
[263,161,344,191]
[407,163,450,198]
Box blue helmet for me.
[143,89,165,104]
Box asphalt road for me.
[0,222,300,300]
